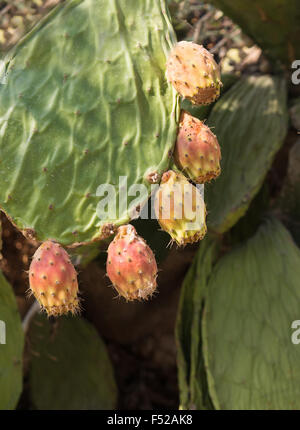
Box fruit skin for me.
[166,41,222,105]
[29,241,79,317]
[155,170,207,246]
[106,225,157,301]
[174,110,221,183]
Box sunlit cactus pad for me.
[0,0,178,245]
[202,219,300,409]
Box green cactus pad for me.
[175,236,219,410]
[29,314,117,410]
[203,218,300,409]
[206,75,288,233]
[0,271,24,410]
[0,0,179,245]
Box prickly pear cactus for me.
[206,75,288,233]
[0,271,24,410]
[207,0,300,68]
[0,0,179,245]
[203,218,300,410]
[29,314,117,410]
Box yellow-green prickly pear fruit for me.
[166,41,222,105]
[154,170,207,246]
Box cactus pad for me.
[29,314,117,410]
[176,236,218,410]
[203,218,300,409]
[0,0,178,245]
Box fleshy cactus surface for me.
[29,241,79,317]
[174,111,221,183]
[206,75,288,233]
[106,225,157,301]
[166,41,222,105]
[155,170,207,245]
[0,0,178,245]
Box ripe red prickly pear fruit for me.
[106,225,157,301]
[29,241,79,317]
[174,110,221,183]
[154,170,207,246]
[166,41,222,105]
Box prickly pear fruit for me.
[174,111,221,183]
[106,225,157,301]
[155,170,207,246]
[166,41,222,105]
[29,241,79,317]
